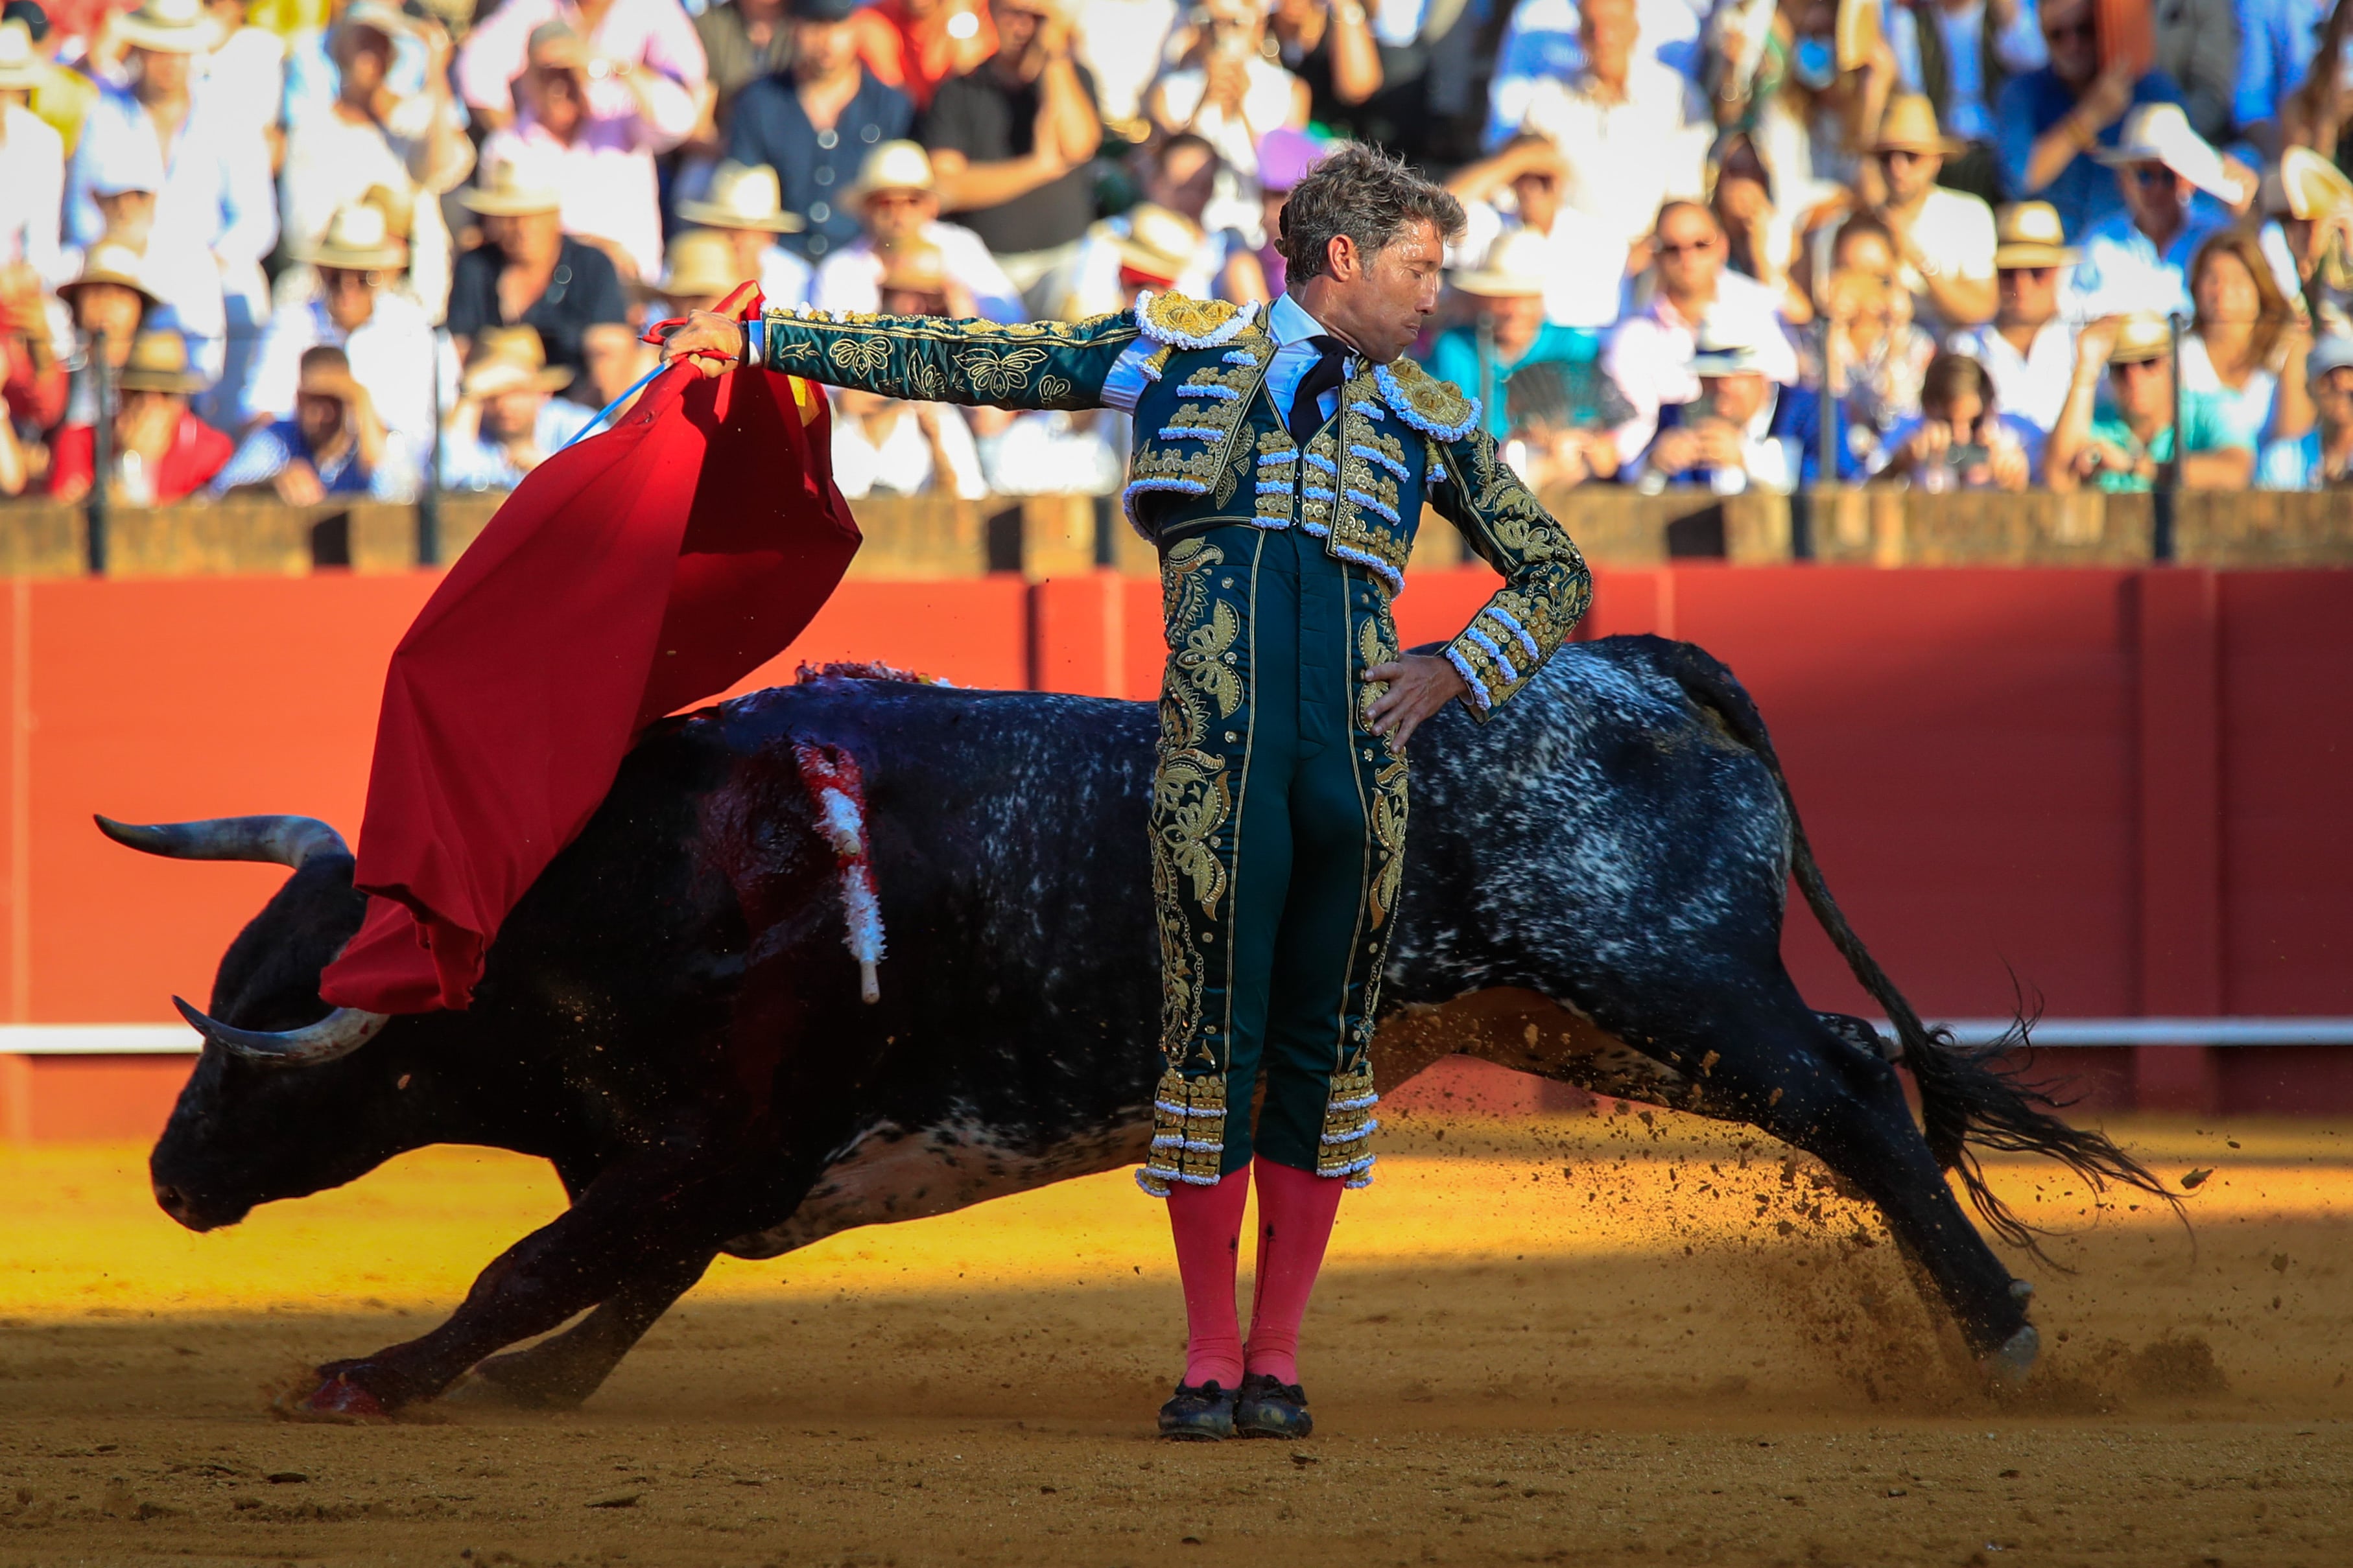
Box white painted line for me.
[0,1024,202,1055]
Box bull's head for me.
[99,815,418,1231]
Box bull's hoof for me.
[1983,1324,2040,1388]
[275,1371,391,1423]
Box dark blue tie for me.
[1286,335,1349,442]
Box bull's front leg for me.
[447,1248,716,1409]
[305,1136,765,1416]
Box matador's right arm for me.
[744,305,1147,412]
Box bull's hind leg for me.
[451,1249,716,1409]
[1632,998,2033,1368]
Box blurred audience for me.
[1430,228,1620,483]
[456,0,708,138]
[693,0,793,150]
[1633,316,1792,494]
[440,324,578,490]
[47,327,230,503]
[446,154,630,399]
[812,138,1020,318]
[1874,349,2039,489]
[1996,0,2187,238]
[1604,200,1796,467]
[852,0,995,110]
[1865,95,1996,331]
[2047,311,2253,491]
[1446,132,1628,331]
[1879,0,2046,204]
[2151,0,2238,146]
[920,0,1100,303]
[728,0,915,263]
[678,159,813,309]
[2257,334,2353,489]
[1946,202,2081,435]
[1146,0,1308,228]
[0,19,64,288]
[244,203,443,458]
[212,341,418,501]
[2069,103,2248,317]
[829,240,987,497]
[2180,228,2293,451]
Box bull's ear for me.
[96,815,350,870]
[172,996,390,1068]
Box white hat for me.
[114,0,211,54]
[0,21,44,91]
[849,140,938,204]
[1687,312,1769,376]
[2096,102,2251,205]
[301,203,408,270]
[677,161,805,233]
[460,152,563,216]
[60,239,160,305]
[1107,204,1201,283]
[1448,228,1549,299]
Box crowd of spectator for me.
[7,0,2353,509]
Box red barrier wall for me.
[5,563,2348,1138]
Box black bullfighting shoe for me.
[1233,1373,1312,1439]
[1157,1380,1238,1440]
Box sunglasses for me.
[1656,236,1720,257]
[1999,265,2057,281]
[319,267,381,290]
[1875,148,1930,167]
[2131,165,2181,188]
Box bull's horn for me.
[172,995,390,1067]
[96,814,350,870]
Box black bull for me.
[121,635,2166,1417]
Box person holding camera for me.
[1874,349,2037,489]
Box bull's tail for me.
[1652,638,2181,1252]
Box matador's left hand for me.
[1364,654,1469,751]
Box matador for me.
[659,143,1590,1442]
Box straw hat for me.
[115,329,208,393]
[58,239,159,305]
[300,202,407,270]
[462,327,572,397]
[460,154,563,216]
[2269,145,2353,221]
[848,141,937,205]
[332,0,408,50]
[1871,94,1963,158]
[1449,228,1549,299]
[2095,103,2249,204]
[1991,202,2080,268]
[1687,312,1770,377]
[113,0,208,53]
[2104,312,2174,366]
[678,161,805,232]
[657,229,742,300]
[0,19,43,89]
[1107,204,1200,283]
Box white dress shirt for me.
[1946,318,2078,435]
[1100,291,1349,421]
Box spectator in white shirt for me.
[1603,199,1797,465]
[1863,94,1996,329]
[677,159,813,312]
[1146,0,1309,229]
[67,0,277,415]
[1495,0,1709,251]
[440,325,579,491]
[1443,132,1628,329]
[278,1,472,324]
[0,19,64,287]
[242,202,448,457]
[71,126,226,388]
[812,140,1023,321]
[198,0,283,145]
[1633,316,1794,495]
[2068,102,2250,319]
[1945,200,2081,436]
[477,19,693,285]
[830,238,987,498]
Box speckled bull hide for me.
[127,636,2168,1418]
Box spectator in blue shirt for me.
[212,344,420,504]
[2235,0,2328,159]
[2256,333,2353,487]
[2067,102,2249,318]
[727,0,914,261]
[1996,0,2188,238]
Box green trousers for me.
[1139,524,1408,1195]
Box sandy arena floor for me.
[0,1099,2347,1566]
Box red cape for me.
[319,359,860,1014]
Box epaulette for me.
[1135,290,1262,351]
[1374,356,1482,442]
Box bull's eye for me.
[396,1073,412,1090]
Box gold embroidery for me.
[958,345,1051,397]
[1356,613,1397,732]
[1139,291,1245,345]
[1367,757,1408,929]
[1378,355,1476,434]
[1141,1066,1228,1191]
[827,336,891,378]
[1039,373,1073,403]
[1129,442,1225,486]
[1315,1058,1379,1182]
[1152,750,1231,919]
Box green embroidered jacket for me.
[749,290,1592,716]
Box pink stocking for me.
[1245,1156,1345,1387]
[1165,1167,1250,1389]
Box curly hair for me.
[1277,142,1465,283]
